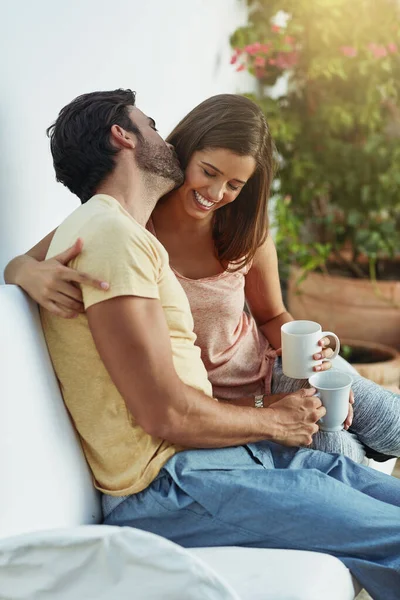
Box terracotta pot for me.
[341,339,400,387]
[288,266,400,350]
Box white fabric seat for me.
[0,526,359,600]
[0,285,101,539]
[0,284,393,599]
[0,526,239,600]
[192,547,358,600]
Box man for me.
[41,89,399,600]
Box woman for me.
[5,94,399,463]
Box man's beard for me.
[136,138,184,190]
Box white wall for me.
[0,0,248,279]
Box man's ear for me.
[110,124,136,149]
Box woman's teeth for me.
[194,191,213,209]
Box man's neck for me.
[96,161,163,226]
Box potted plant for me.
[340,339,400,388]
[230,0,400,349]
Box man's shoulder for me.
[56,195,159,252]
[54,195,167,273]
[74,195,140,239]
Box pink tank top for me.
[147,221,275,400]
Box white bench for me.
[0,284,394,599]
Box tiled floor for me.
[356,459,399,600]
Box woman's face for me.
[175,148,256,221]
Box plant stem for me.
[332,249,367,279]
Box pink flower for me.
[277,54,289,68]
[254,56,266,67]
[284,36,295,45]
[260,43,272,54]
[387,43,398,53]
[271,24,281,33]
[255,67,266,80]
[287,51,299,67]
[368,43,388,58]
[271,51,299,69]
[236,64,246,72]
[275,53,286,68]
[244,42,261,55]
[230,53,238,65]
[376,46,388,57]
[340,46,357,58]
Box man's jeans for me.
[103,442,400,600]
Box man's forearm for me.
[218,393,286,408]
[151,382,281,448]
[88,295,312,450]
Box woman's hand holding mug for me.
[276,334,334,372]
[280,320,341,380]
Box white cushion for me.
[369,457,397,475]
[0,285,101,539]
[0,526,239,600]
[191,547,358,600]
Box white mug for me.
[308,371,352,432]
[281,320,340,379]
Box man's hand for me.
[266,388,326,447]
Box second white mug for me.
[281,320,340,379]
[309,371,352,432]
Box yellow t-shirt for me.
[41,194,212,496]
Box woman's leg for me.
[271,358,366,463]
[350,375,400,456]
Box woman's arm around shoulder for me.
[4,228,57,285]
[4,231,108,318]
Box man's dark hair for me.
[47,89,142,203]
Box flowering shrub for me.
[231,30,298,81]
[231,0,400,281]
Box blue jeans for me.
[103,443,400,600]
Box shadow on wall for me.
[0,109,18,282]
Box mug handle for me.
[320,331,340,362]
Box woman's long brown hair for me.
[166,94,275,270]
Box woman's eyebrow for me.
[200,161,246,184]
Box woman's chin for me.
[184,203,214,221]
